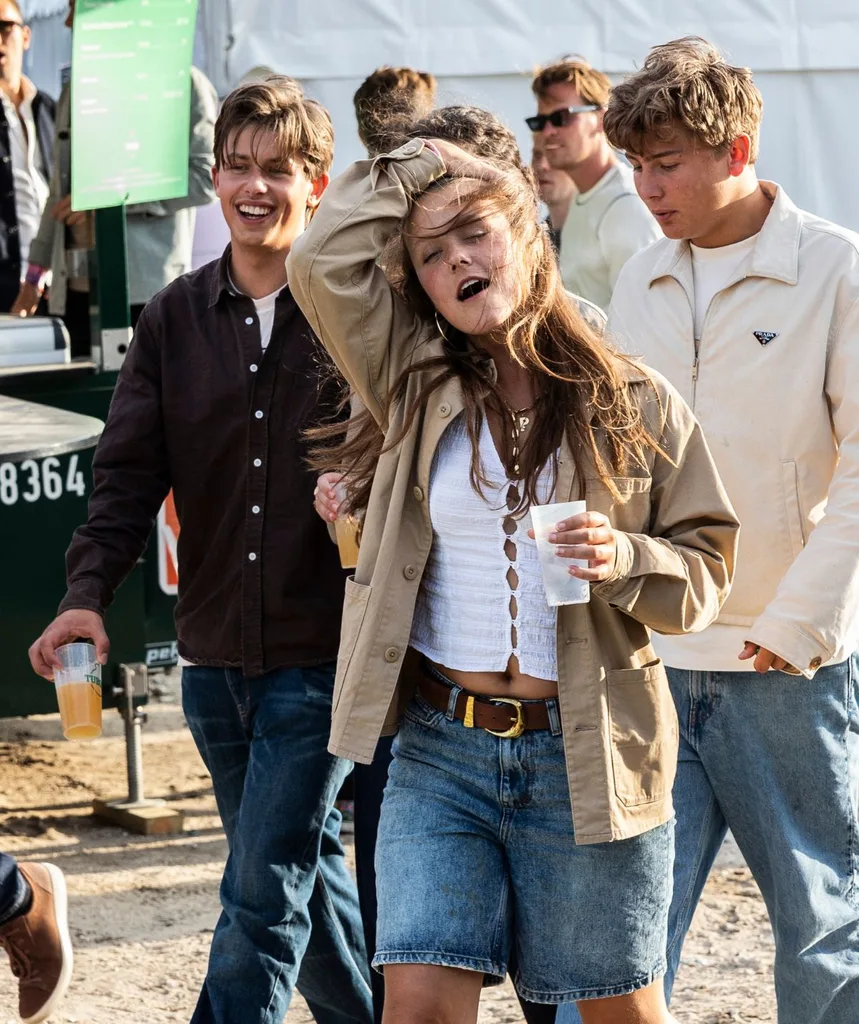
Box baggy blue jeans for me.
[182,663,373,1024]
[665,658,859,1023]
[0,853,28,926]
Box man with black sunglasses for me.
[530,57,658,310]
[0,0,54,313]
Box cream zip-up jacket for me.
[287,140,739,843]
[608,182,859,678]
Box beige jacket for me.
[287,140,739,844]
[609,183,859,678]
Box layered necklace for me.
[501,397,538,479]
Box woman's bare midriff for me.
[429,655,559,700]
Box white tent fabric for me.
[18,1,859,240]
[193,0,859,233]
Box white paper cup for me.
[529,500,590,607]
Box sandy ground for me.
[0,701,776,1024]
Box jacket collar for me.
[647,181,802,290]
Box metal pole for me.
[119,664,145,805]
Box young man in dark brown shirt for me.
[29,77,373,1024]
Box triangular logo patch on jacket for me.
[753,330,779,346]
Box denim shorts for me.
[374,684,674,1003]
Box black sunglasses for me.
[0,20,24,35]
[525,106,600,132]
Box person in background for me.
[353,65,436,157]
[531,132,575,253]
[28,76,372,1024]
[0,858,71,1024]
[606,37,859,1022]
[11,2,217,349]
[529,56,659,309]
[0,0,54,313]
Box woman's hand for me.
[313,472,344,523]
[529,511,618,582]
[425,138,506,183]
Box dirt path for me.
[0,708,775,1023]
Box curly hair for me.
[394,105,522,170]
[604,37,764,160]
[353,66,437,156]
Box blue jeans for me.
[665,659,859,1023]
[182,664,373,1024]
[0,853,28,926]
[375,688,674,1002]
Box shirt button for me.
[253,458,262,467]
[248,552,257,562]
[403,565,417,580]
[252,505,260,514]
[384,647,400,663]
[412,486,424,502]
[809,656,822,670]
[438,403,451,417]
[249,363,258,373]
[254,410,263,419]
[245,316,254,325]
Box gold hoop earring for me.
[434,312,449,341]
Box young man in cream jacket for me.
[529,58,660,310]
[605,37,859,1023]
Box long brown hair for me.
[309,113,662,516]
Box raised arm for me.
[287,140,446,424]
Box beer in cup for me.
[54,642,103,740]
[333,481,360,570]
[530,500,590,607]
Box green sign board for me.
[71,0,200,211]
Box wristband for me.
[25,263,47,289]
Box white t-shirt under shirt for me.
[253,288,281,351]
[227,268,283,351]
[689,233,759,340]
[654,231,760,673]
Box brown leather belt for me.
[418,670,556,739]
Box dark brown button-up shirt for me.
[60,247,347,677]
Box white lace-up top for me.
[409,412,559,681]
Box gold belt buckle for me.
[486,697,525,739]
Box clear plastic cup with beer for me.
[333,481,360,570]
[54,642,103,740]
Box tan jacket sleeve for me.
[287,140,447,425]
[593,374,740,634]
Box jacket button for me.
[412,486,424,502]
[400,142,419,156]
[809,656,822,670]
[403,565,417,580]
[384,647,400,663]
[438,403,451,417]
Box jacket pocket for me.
[334,577,372,714]
[781,459,806,559]
[585,474,652,533]
[606,660,677,808]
